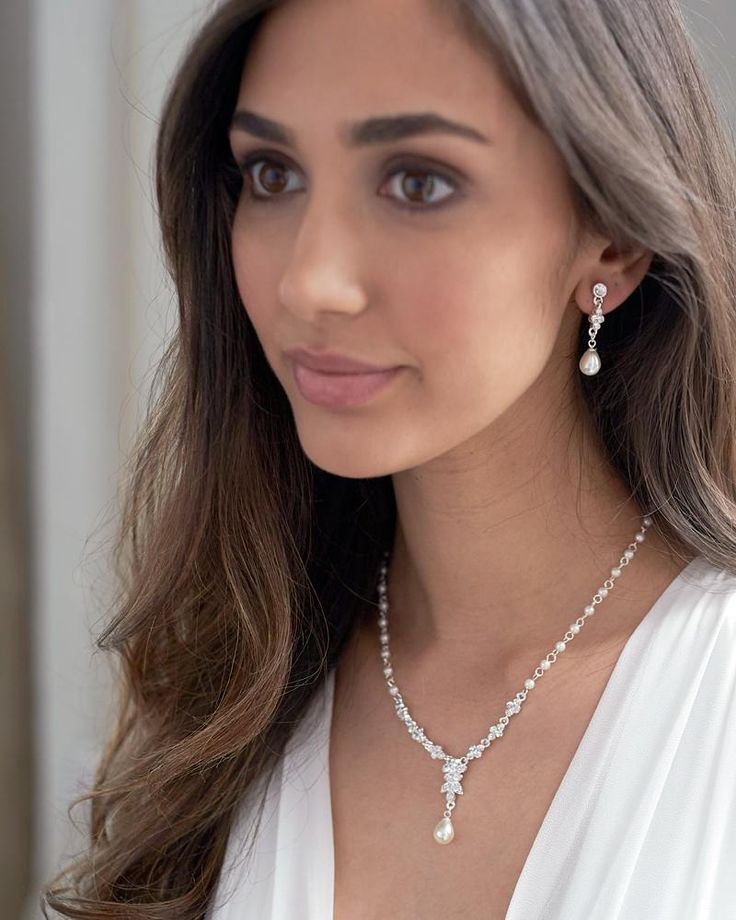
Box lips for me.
[283,346,398,375]
[289,361,404,408]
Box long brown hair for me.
[42,0,736,915]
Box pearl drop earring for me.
[579,282,608,376]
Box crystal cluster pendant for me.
[431,757,467,844]
[441,758,467,800]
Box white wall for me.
[26,1,213,913]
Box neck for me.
[383,392,689,687]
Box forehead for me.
[235,0,519,139]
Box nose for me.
[277,200,369,322]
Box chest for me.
[329,644,623,920]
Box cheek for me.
[390,241,555,419]
[231,223,280,343]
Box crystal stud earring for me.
[579,282,608,376]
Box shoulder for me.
[670,556,736,725]
[637,556,736,806]
[643,555,736,730]
[677,555,736,633]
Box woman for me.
[43,0,736,917]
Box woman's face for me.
[229,0,596,478]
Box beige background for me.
[1,2,734,917]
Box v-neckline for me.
[320,553,708,919]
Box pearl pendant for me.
[433,816,455,844]
[579,348,601,376]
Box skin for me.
[228,0,690,702]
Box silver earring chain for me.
[375,514,653,845]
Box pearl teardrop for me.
[433,816,455,844]
[579,348,601,376]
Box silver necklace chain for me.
[375,514,653,845]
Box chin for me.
[301,440,395,480]
[291,417,410,480]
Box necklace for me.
[375,514,653,845]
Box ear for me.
[572,240,654,315]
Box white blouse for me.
[207,554,736,919]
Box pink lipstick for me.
[284,347,404,408]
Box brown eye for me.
[254,161,288,194]
[380,167,456,208]
[401,171,437,203]
[242,156,303,199]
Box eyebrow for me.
[228,109,492,148]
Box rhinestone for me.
[593,282,608,298]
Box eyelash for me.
[233,152,461,213]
